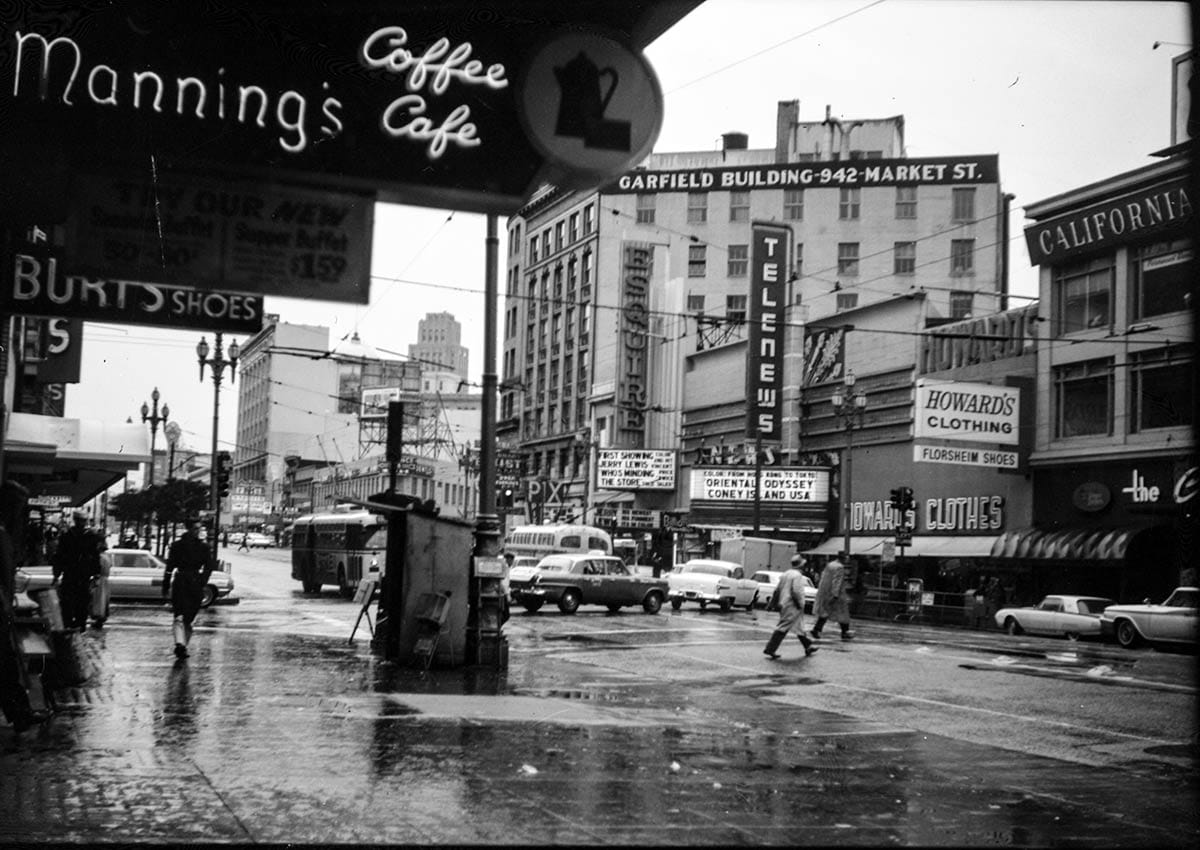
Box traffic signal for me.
[900,486,915,512]
[497,486,514,508]
[889,488,903,512]
[216,450,231,499]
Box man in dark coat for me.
[52,511,105,631]
[163,518,213,660]
[811,556,854,641]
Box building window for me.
[567,256,577,293]
[687,192,708,223]
[783,189,804,220]
[581,251,593,289]
[1131,240,1193,319]
[529,236,539,263]
[951,188,976,222]
[1130,345,1194,432]
[836,292,859,311]
[554,222,564,252]
[728,244,748,277]
[688,244,706,277]
[729,190,750,222]
[894,241,916,274]
[838,187,861,220]
[837,242,859,276]
[542,229,551,258]
[726,294,747,323]
[793,243,803,280]
[687,294,705,312]
[635,193,655,224]
[568,212,579,242]
[1053,358,1113,438]
[895,186,917,219]
[950,238,975,275]
[949,290,974,319]
[1054,255,1113,334]
[583,203,594,234]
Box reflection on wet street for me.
[2,602,1195,846]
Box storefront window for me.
[1131,239,1193,319]
[1130,345,1193,432]
[1054,255,1113,333]
[1053,357,1113,438]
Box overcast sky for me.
[64,0,1192,468]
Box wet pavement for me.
[2,612,1197,846]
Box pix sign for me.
[0,1,675,215]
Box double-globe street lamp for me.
[196,333,239,564]
[140,388,168,549]
[831,370,868,563]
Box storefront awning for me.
[4,412,150,506]
[803,535,1000,558]
[989,525,1167,560]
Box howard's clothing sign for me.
[914,379,1020,446]
[1024,177,1192,265]
[605,155,999,193]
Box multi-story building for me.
[993,152,1194,602]
[501,100,1009,561]
[408,311,469,380]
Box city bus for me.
[290,510,387,597]
[504,524,613,564]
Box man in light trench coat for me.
[763,555,819,660]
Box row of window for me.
[685,238,977,278]
[1053,239,1192,334]
[1053,345,1193,438]
[636,186,978,225]
[683,290,976,322]
[523,203,597,264]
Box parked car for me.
[667,559,759,612]
[751,570,816,612]
[994,595,1114,639]
[241,532,275,548]
[510,553,667,614]
[1099,586,1198,648]
[19,548,235,618]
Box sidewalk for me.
[2,610,1197,845]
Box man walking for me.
[811,555,854,641]
[763,555,819,660]
[162,518,213,660]
[52,511,105,631]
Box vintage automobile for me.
[20,548,236,620]
[993,595,1114,639]
[751,570,817,612]
[667,559,759,612]
[510,553,667,614]
[1099,586,1198,648]
[240,532,275,548]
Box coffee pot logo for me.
[553,51,631,152]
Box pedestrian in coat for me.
[811,557,854,641]
[763,556,819,660]
[52,511,105,631]
[162,518,213,660]
[237,533,249,553]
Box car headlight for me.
[14,569,29,593]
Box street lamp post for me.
[197,332,240,565]
[831,371,868,562]
[140,388,169,487]
[164,421,181,482]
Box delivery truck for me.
[715,536,796,574]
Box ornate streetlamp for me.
[197,332,240,563]
[140,388,169,486]
[831,370,868,562]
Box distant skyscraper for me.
[408,312,468,380]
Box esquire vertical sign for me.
[746,221,791,441]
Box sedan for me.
[667,559,759,611]
[20,548,236,624]
[994,595,1114,639]
[751,570,816,612]
[1099,586,1198,648]
[511,553,667,614]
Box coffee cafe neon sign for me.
[11,25,508,158]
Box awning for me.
[989,525,1166,560]
[4,412,150,506]
[804,535,1000,558]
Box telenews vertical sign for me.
[746,221,792,441]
